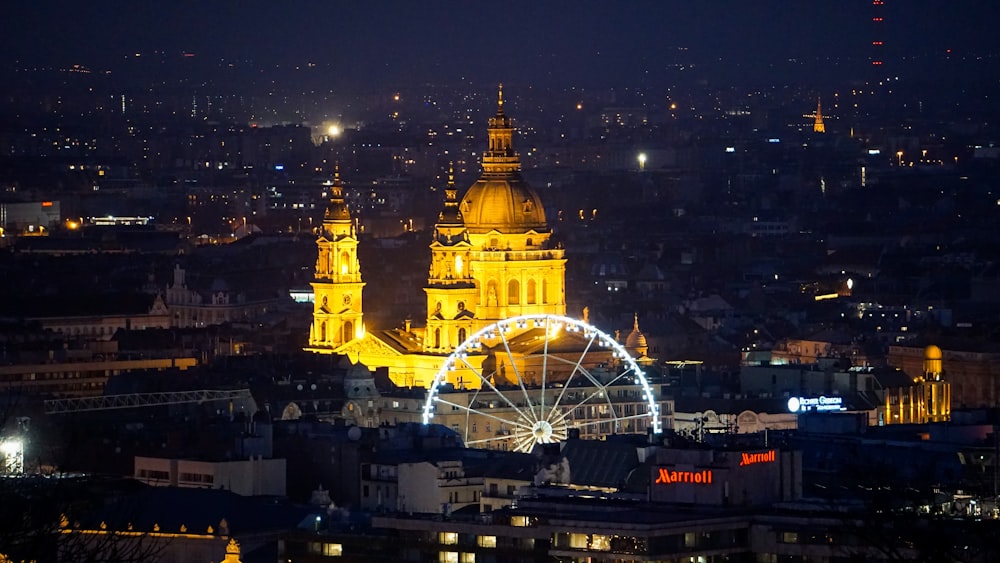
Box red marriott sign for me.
[739,450,776,466]
[655,468,713,485]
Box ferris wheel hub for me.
[531,420,554,442]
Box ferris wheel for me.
[421,314,662,453]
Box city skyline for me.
[5,1,999,89]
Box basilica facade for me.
[307,87,567,389]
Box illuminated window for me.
[781,532,799,544]
[439,532,458,545]
[439,552,458,563]
[477,535,496,548]
[590,534,611,551]
[569,533,588,548]
[511,516,532,527]
[308,542,343,556]
[684,532,697,548]
[460,553,475,563]
[455,254,464,276]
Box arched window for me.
[527,279,537,304]
[508,279,520,305]
[434,328,441,349]
[343,321,354,343]
[458,327,467,344]
[340,251,350,275]
[542,279,549,304]
[320,321,327,341]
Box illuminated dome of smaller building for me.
[625,313,648,351]
[924,344,943,361]
[923,344,943,379]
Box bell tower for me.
[424,163,477,353]
[308,168,365,351]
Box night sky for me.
[4,1,999,88]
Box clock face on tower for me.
[343,294,352,306]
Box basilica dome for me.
[460,176,548,234]
[458,84,549,235]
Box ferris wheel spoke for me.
[456,354,532,423]
[542,354,604,386]
[571,412,653,428]
[543,360,607,416]
[496,322,537,421]
[463,386,485,444]
[515,432,536,453]
[546,382,622,426]
[540,315,551,425]
[433,397,534,432]
[464,434,520,446]
[550,330,598,417]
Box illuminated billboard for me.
[787,396,845,413]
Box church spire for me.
[324,164,351,222]
[482,83,519,175]
[813,98,826,134]
[437,161,463,227]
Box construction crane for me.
[44,389,255,415]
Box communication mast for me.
[870,0,885,67]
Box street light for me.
[638,153,647,171]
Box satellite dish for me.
[347,426,362,441]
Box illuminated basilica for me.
[306,87,568,389]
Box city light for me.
[1,438,23,474]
